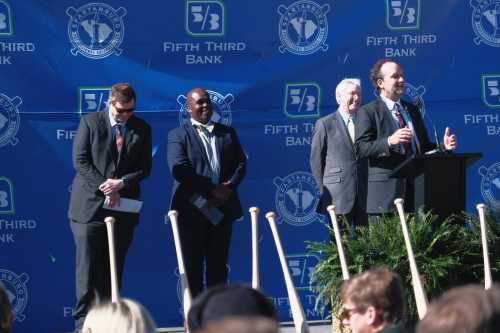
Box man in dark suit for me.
[68,83,152,332]
[310,78,368,226]
[355,59,457,214]
[167,88,246,298]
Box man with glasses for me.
[341,267,406,333]
[68,83,152,333]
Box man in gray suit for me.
[310,78,368,227]
[68,83,152,332]
[355,59,457,214]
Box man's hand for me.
[443,127,457,151]
[388,127,413,146]
[105,192,121,208]
[99,179,124,196]
[209,183,233,206]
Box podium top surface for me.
[390,152,482,178]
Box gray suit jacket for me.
[355,99,434,213]
[310,110,368,217]
[68,110,152,223]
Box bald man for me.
[167,88,247,297]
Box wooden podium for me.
[390,153,482,220]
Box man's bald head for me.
[187,88,213,124]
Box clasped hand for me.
[209,182,233,207]
[99,179,124,208]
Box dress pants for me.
[70,211,136,332]
[177,208,233,298]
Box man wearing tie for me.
[310,78,368,226]
[355,59,457,214]
[68,83,152,332]
[167,88,246,297]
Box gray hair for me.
[82,298,157,333]
[335,78,361,104]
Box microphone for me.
[416,99,443,154]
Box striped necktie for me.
[114,124,123,153]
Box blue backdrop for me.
[0,1,499,332]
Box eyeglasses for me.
[111,100,135,114]
[340,306,364,321]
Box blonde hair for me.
[82,299,156,333]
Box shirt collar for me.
[108,109,127,128]
[380,94,401,112]
[191,118,215,133]
[338,108,355,125]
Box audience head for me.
[0,282,13,333]
[188,284,278,331]
[82,298,157,333]
[335,78,362,115]
[417,284,500,333]
[340,267,405,333]
[198,317,279,333]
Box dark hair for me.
[417,284,500,333]
[188,284,277,331]
[370,58,394,92]
[109,83,136,104]
[0,283,13,333]
[341,267,405,325]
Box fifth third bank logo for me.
[0,177,14,214]
[386,0,420,30]
[186,0,224,36]
[0,0,13,36]
[284,83,320,118]
[482,75,500,107]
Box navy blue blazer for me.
[167,122,246,221]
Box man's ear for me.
[366,306,378,326]
[376,78,384,90]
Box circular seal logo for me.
[277,1,330,55]
[177,90,234,126]
[0,93,21,148]
[471,0,500,47]
[273,171,323,227]
[479,162,500,210]
[66,3,127,59]
[0,269,29,322]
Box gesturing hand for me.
[443,127,457,151]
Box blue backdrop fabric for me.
[0,1,499,332]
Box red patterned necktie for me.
[394,104,410,152]
[114,124,123,153]
[394,103,405,129]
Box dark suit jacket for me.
[355,99,434,213]
[167,122,246,222]
[68,110,152,223]
[310,110,368,215]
